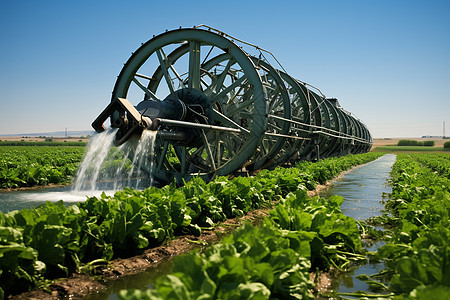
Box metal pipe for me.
[155,118,242,133]
[157,131,187,141]
[268,114,370,144]
[264,132,311,141]
[312,131,369,143]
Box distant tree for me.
[397,140,423,146]
[444,141,450,149]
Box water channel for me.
[0,154,396,298]
[320,154,396,296]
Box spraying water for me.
[126,129,157,189]
[72,128,118,191]
[72,128,156,192]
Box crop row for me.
[0,141,87,147]
[0,152,383,297]
[0,146,85,188]
[365,153,450,299]
[119,191,364,299]
[408,152,450,179]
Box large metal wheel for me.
[275,72,312,165]
[111,28,267,184]
[91,27,374,187]
[246,57,291,171]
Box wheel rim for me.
[111,28,267,183]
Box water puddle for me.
[83,258,173,300]
[320,154,396,296]
[0,186,116,213]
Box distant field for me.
[0,136,89,143]
[371,137,449,153]
[372,145,448,152]
[0,140,87,147]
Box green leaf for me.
[172,254,216,296]
[155,274,191,300]
[250,263,274,287]
[235,282,271,299]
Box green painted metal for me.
[92,26,373,185]
[110,28,267,184]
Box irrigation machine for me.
[92,26,372,185]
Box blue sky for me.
[1,0,449,138]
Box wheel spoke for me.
[173,145,187,174]
[188,41,201,90]
[201,45,215,65]
[156,141,169,171]
[156,49,175,94]
[210,75,247,103]
[160,47,186,89]
[226,80,248,105]
[220,133,245,156]
[268,85,281,109]
[132,77,160,101]
[200,130,216,171]
[211,108,250,134]
[203,58,235,96]
[226,94,254,116]
[214,131,222,167]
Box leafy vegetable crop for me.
[365,153,450,299]
[0,152,383,297]
[119,189,365,300]
[0,146,85,189]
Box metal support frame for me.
[92,26,372,185]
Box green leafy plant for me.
[0,152,383,296]
[0,146,85,188]
[368,153,450,297]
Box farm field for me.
[371,137,450,153]
[2,1,449,299]
[0,146,85,189]
[0,152,384,299]
[1,147,449,299]
[371,137,449,148]
[115,152,450,299]
[116,152,450,299]
[372,145,447,152]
